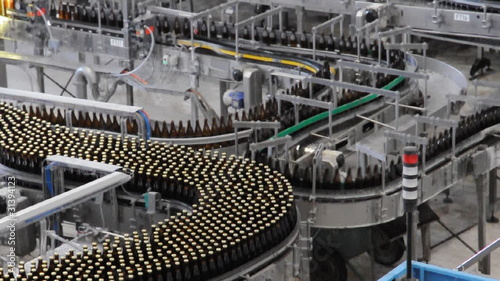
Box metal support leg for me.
[477,46,484,60]
[34,37,45,93]
[487,168,499,223]
[368,228,376,281]
[421,223,431,263]
[219,81,230,118]
[39,219,47,257]
[126,85,134,106]
[191,94,199,125]
[282,11,289,30]
[476,173,491,275]
[443,189,453,203]
[295,6,304,34]
[0,39,7,88]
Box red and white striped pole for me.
[402,146,419,280]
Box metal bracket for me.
[432,1,443,25]
[340,0,351,8]
[471,146,496,176]
[384,130,429,146]
[432,12,443,25]
[482,5,492,30]
[356,143,387,163]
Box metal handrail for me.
[456,237,500,272]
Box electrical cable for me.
[45,164,55,197]
[112,25,155,77]
[32,5,54,41]
[44,163,58,233]
[137,110,152,139]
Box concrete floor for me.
[348,180,500,280]
[1,2,500,281]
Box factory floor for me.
[2,5,500,281]
[349,179,500,280]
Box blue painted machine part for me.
[379,261,499,281]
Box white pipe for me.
[74,66,98,99]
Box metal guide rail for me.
[0,15,132,59]
[238,0,500,40]
[294,122,497,228]
[274,50,497,228]
[0,86,150,140]
[0,156,131,234]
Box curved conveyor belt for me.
[0,103,298,280]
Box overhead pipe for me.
[74,66,124,102]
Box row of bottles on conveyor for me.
[155,16,387,59]
[49,1,124,29]
[269,150,404,191]
[21,105,139,133]
[288,159,402,190]
[150,100,277,138]
[280,106,500,191]
[17,99,280,142]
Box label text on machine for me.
[454,13,470,22]
[110,38,125,48]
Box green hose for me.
[275,76,406,138]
